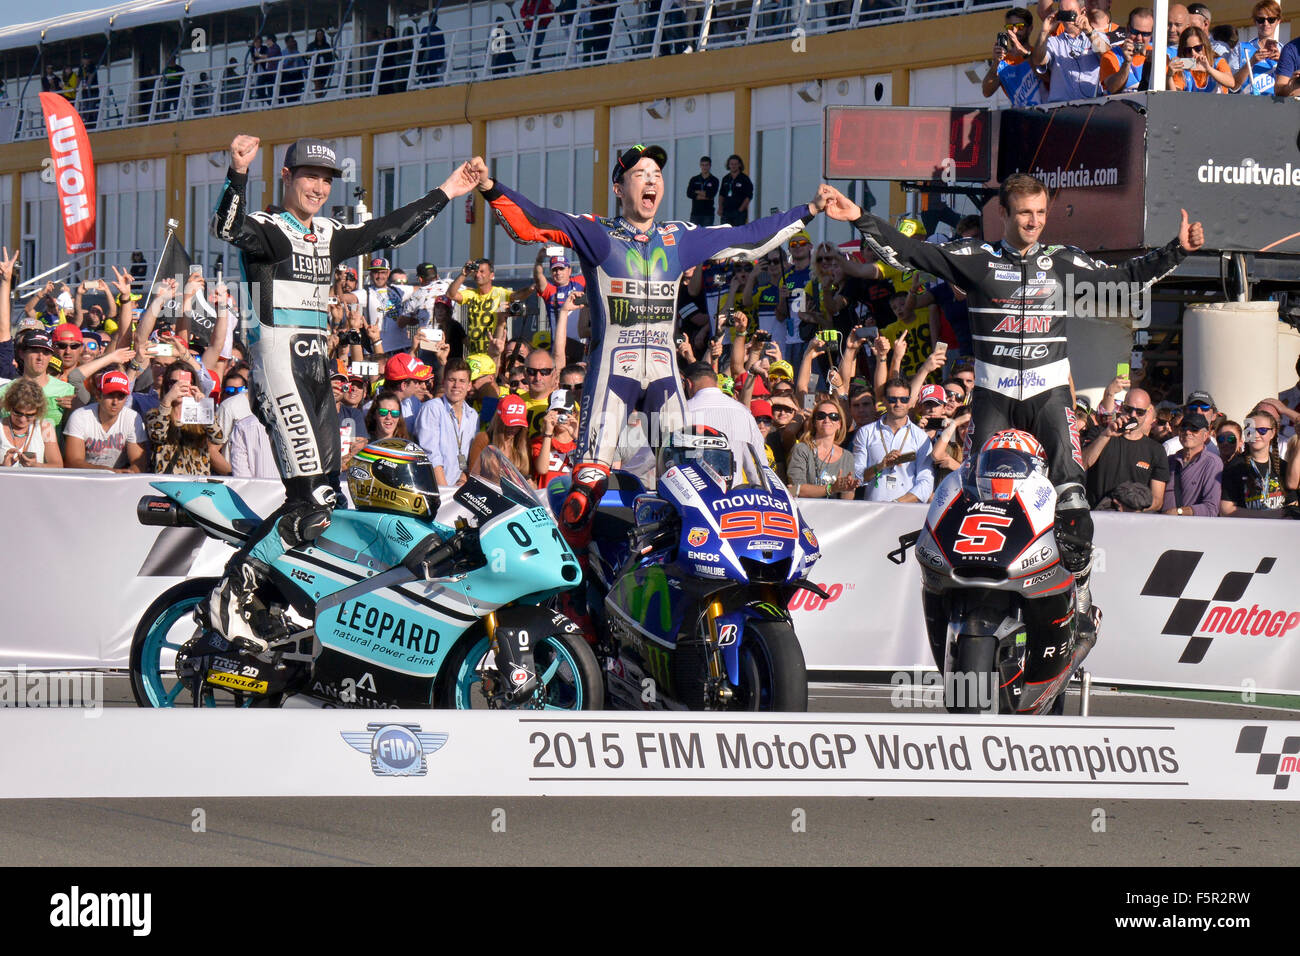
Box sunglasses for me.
[755,417,774,426]
[789,240,811,249]
[1216,435,1237,445]
[885,395,910,404]
[772,405,796,415]
[8,409,38,419]
[54,342,82,350]
[347,382,365,391]
[1256,16,1279,23]
[1251,425,1273,435]
[1186,44,1204,52]
[1186,403,1212,411]
[525,367,554,377]
[222,385,247,395]
[1129,28,1152,36]
[1120,404,1149,416]
[944,390,963,400]
[376,408,401,418]
[813,411,841,422]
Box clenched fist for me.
[230,135,260,175]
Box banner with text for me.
[38,92,97,255]
[0,710,1295,800]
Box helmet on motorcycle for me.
[348,438,440,518]
[973,429,1047,501]
[656,425,734,490]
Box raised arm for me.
[478,178,612,264]
[211,135,277,258]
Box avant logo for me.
[1140,550,1295,663]
[1234,725,1299,791]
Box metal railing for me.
[6,0,996,142]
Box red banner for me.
[39,92,97,255]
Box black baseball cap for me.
[612,144,667,184]
[283,138,343,177]
[1180,412,1210,432]
[416,263,438,279]
[16,328,54,352]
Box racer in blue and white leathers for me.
[204,133,477,645]
[473,147,826,537]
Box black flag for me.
[150,232,216,346]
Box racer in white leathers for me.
[204,134,479,646]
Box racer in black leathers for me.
[823,179,1203,616]
[204,134,477,646]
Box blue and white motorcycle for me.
[130,445,602,710]
[550,432,827,711]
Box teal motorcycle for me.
[129,444,602,710]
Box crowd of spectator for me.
[2,206,1297,521]
[984,0,1300,103]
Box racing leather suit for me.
[852,212,1186,606]
[206,167,451,640]
[482,181,811,530]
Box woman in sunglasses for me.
[1,379,62,468]
[786,395,859,499]
[1235,1,1283,95]
[1220,409,1285,516]
[363,389,411,444]
[1215,421,1243,464]
[1168,26,1234,91]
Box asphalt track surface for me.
[1,679,1296,866]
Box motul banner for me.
[38,92,96,255]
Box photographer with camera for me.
[1083,387,1169,511]
[1101,7,1155,93]
[981,7,1044,105]
[1032,0,1112,101]
[447,257,533,355]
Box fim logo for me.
[342,723,448,777]
[1235,725,1299,791]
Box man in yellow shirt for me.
[446,257,532,354]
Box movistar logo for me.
[626,247,668,277]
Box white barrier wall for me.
[1,473,1298,694]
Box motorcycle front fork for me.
[703,599,735,706]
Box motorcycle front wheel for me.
[437,629,604,710]
[950,635,999,715]
[728,620,808,712]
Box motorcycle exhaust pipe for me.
[137,495,194,528]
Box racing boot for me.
[200,560,268,652]
[1072,558,1094,618]
[199,487,336,652]
[560,462,609,553]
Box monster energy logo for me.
[609,296,633,325]
[626,247,669,276]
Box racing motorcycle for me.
[130,445,602,710]
[550,431,826,711]
[897,429,1097,715]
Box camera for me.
[342,330,363,346]
[507,300,527,318]
[463,259,479,276]
[1057,9,1076,22]
[996,32,1011,49]
[571,292,587,307]
[751,330,772,345]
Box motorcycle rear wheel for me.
[129,577,278,709]
[727,620,808,712]
[437,630,604,710]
